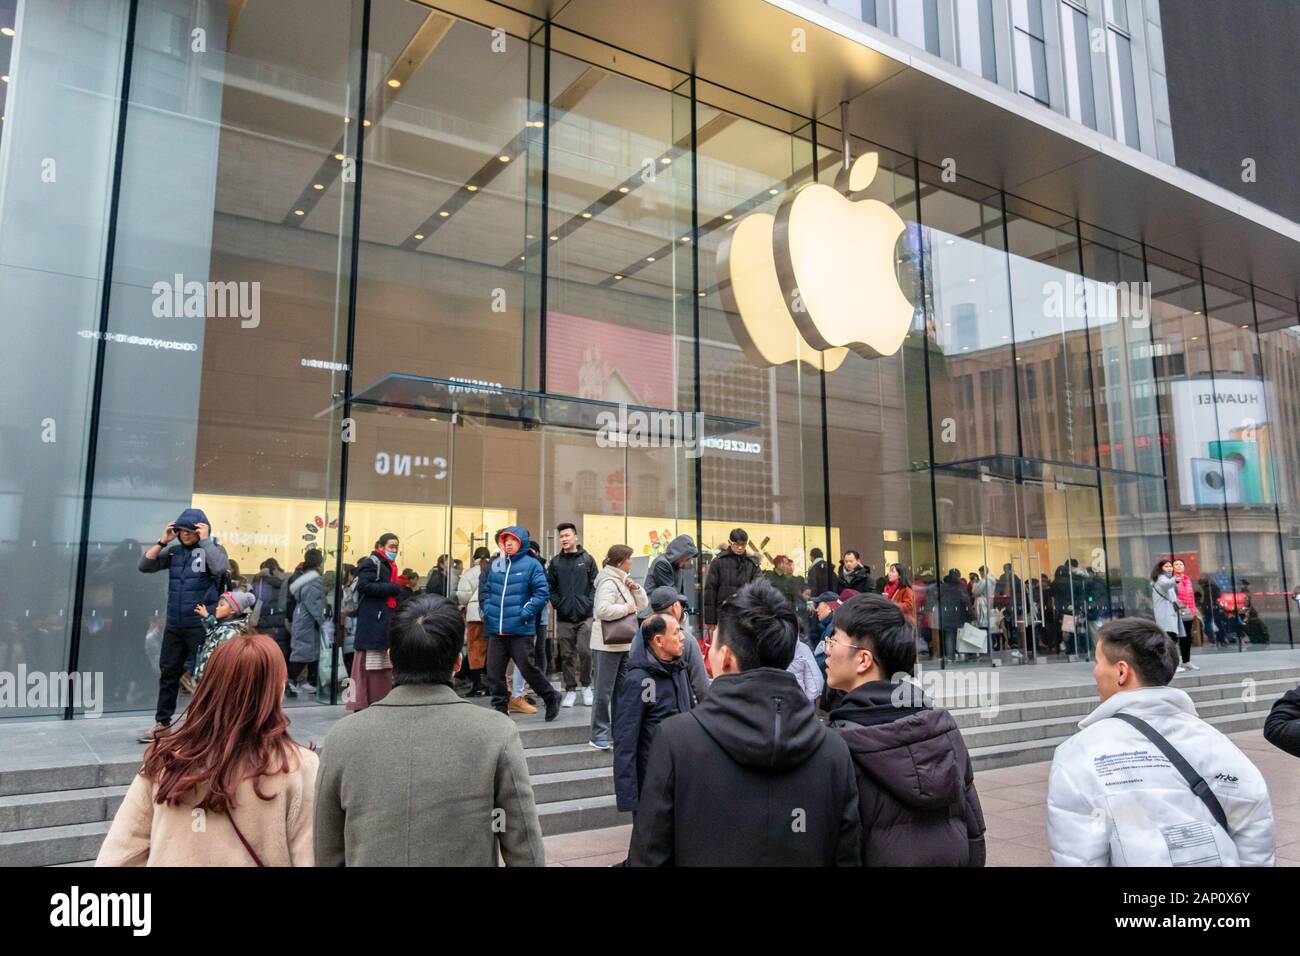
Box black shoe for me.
[544,692,561,722]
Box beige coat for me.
[590,564,649,652]
[96,745,318,866]
[314,682,545,866]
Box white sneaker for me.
[298,681,317,693]
[561,691,577,708]
[1176,664,1188,672]
[1186,662,1200,670]
[580,686,594,707]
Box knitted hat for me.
[221,591,256,616]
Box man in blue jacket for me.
[136,507,229,742]
[481,527,560,721]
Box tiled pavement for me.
[541,728,1300,867]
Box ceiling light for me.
[614,275,624,280]
[646,256,656,262]
[549,235,558,241]
[681,236,691,242]
[362,119,371,127]
[1193,309,1201,314]
[312,183,324,190]
[1191,335,1199,341]
[581,212,592,219]
[439,211,449,217]
[768,188,779,195]
[968,277,976,283]
[618,186,629,193]
[526,234,535,240]
[499,155,510,162]
[0,28,14,37]
[698,291,706,297]
[1241,324,1249,329]
[520,256,526,261]
[1,76,8,83]
[414,234,424,240]
[334,153,345,161]
[531,120,545,129]
[945,238,954,245]
[343,117,350,124]
[722,214,734,221]
[293,209,305,217]
[387,78,401,88]
[466,185,478,192]
[660,157,671,164]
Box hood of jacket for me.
[1077,684,1198,730]
[662,534,698,565]
[493,525,532,570]
[175,507,210,531]
[289,568,321,597]
[827,681,966,810]
[691,668,825,771]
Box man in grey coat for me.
[315,594,545,866]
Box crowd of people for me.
[102,510,1299,867]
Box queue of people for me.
[112,512,1291,868]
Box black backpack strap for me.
[1110,712,1229,831]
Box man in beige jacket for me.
[315,594,545,866]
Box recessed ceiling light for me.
[334,153,345,161]
[526,234,535,240]
[581,212,592,219]
[1,75,8,83]
[614,275,624,280]
[722,214,733,221]
[945,238,954,245]
[660,157,671,164]
[698,291,706,297]
[312,183,324,190]
[1193,309,1201,315]
[387,78,401,88]
[1191,335,1199,341]
[768,188,779,195]
[968,277,976,283]
[549,235,558,241]
[362,119,371,127]
[618,186,630,193]
[466,185,478,192]
[681,236,690,242]
[520,256,526,261]
[0,28,14,37]
[293,209,305,216]
[646,256,656,262]
[1241,324,1249,329]
[499,155,510,162]
[414,234,424,240]
[439,210,449,217]
[343,117,350,124]
[531,120,546,129]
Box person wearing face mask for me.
[349,532,407,711]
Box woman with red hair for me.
[97,632,317,866]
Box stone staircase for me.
[2,663,1294,866]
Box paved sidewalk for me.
[542,728,1300,867]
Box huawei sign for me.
[717,153,915,370]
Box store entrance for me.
[934,457,1109,666]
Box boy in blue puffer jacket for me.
[481,527,560,721]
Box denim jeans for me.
[589,648,628,745]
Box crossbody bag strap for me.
[227,811,265,867]
[1110,712,1229,831]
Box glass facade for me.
[0,0,1295,718]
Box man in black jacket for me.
[627,579,862,866]
[1264,685,1300,758]
[806,548,839,596]
[838,550,874,593]
[613,614,692,812]
[546,523,598,708]
[824,594,986,866]
[702,528,759,635]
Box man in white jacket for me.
[1047,617,1274,866]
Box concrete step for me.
[530,767,616,805]
[0,785,128,833]
[949,676,1294,730]
[0,820,111,867]
[0,759,139,799]
[516,722,594,749]
[537,793,629,837]
[524,743,613,776]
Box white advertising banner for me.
[1169,378,1275,507]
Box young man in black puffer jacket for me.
[824,593,986,866]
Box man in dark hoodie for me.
[627,579,861,866]
[136,507,229,743]
[824,593,986,866]
[547,522,598,707]
[613,614,693,813]
[644,534,698,611]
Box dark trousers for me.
[155,624,205,725]
[488,634,556,714]
[1171,631,1191,663]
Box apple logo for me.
[716,211,848,371]
[773,152,915,358]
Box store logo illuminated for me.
[375,452,447,479]
[717,153,914,369]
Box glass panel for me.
[956,0,998,81]
[1015,30,1051,104]
[1061,1,1097,128]
[1255,288,1298,646]
[1205,270,1288,650]
[1104,0,1129,32]
[826,0,877,26]
[75,0,357,713]
[0,0,129,715]
[896,0,940,55]
[1108,30,1140,147]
